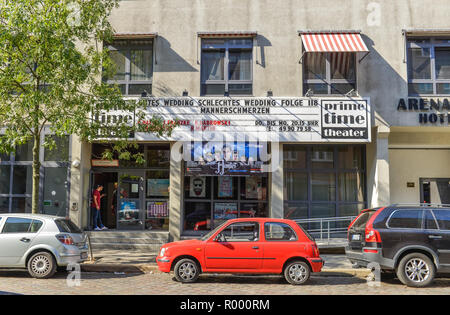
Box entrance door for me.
[420,178,450,205]
[117,171,145,230]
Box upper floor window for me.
[407,37,450,95]
[303,52,357,95]
[103,39,153,96]
[201,38,253,96]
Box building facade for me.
[1,0,449,242]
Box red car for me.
[156,218,323,285]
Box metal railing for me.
[294,216,357,244]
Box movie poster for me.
[218,177,233,198]
[189,176,206,198]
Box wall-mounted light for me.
[224,91,230,97]
[267,90,273,97]
[182,90,189,97]
[71,159,81,169]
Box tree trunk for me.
[31,133,41,214]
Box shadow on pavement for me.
[0,269,144,280]
[170,274,367,286]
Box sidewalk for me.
[80,249,370,277]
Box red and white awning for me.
[300,32,368,52]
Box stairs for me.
[86,230,169,253]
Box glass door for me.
[117,171,145,230]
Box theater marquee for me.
[97,97,371,143]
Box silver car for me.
[0,213,88,278]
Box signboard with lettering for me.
[95,97,371,142]
[139,97,371,142]
[397,97,450,125]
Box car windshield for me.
[201,221,229,241]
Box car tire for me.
[174,258,200,283]
[284,261,311,285]
[27,252,57,279]
[396,253,435,288]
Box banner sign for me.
[185,141,266,176]
[133,97,371,142]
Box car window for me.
[424,210,438,230]
[388,210,423,229]
[55,219,82,233]
[265,222,297,241]
[220,222,259,242]
[2,217,33,233]
[30,220,44,233]
[432,210,450,231]
[351,209,377,229]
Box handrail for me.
[294,216,357,244]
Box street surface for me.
[1,270,449,295]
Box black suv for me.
[346,204,450,287]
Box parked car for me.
[346,204,450,287]
[0,214,88,278]
[157,218,323,284]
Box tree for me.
[0,0,174,214]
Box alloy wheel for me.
[178,262,197,281]
[288,263,308,283]
[405,258,430,283]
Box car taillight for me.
[365,228,381,243]
[56,235,74,245]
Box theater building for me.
[1,1,449,243]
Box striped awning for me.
[300,31,368,52]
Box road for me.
[1,270,449,295]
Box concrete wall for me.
[109,0,450,127]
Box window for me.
[424,210,438,230]
[55,219,81,234]
[407,38,450,95]
[201,39,253,96]
[2,217,33,233]
[104,40,153,96]
[264,222,297,241]
[284,145,366,220]
[388,210,423,229]
[303,53,356,95]
[0,136,70,214]
[220,222,259,242]
[433,210,450,230]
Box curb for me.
[80,263,371,278]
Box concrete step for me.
[89,243,163,251]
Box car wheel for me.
[27,252,57,279]
[174,258,200,283]
[396,253,435,288]
[284,261,311,285]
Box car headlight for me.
[160,247,167,257]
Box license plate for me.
[81,252,88,260]
[351,234,361,241]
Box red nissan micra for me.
[156,218,323,285]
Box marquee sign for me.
[93,97,371,142]
[134,97,371,143]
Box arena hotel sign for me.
[131,97,371,142]
[397,97,450,125]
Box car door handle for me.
[20,237,31,243]
[252,246,259,249]
[428,235,443,239]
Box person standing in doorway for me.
[92,184,107,231]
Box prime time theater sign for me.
[132,97,371,143]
